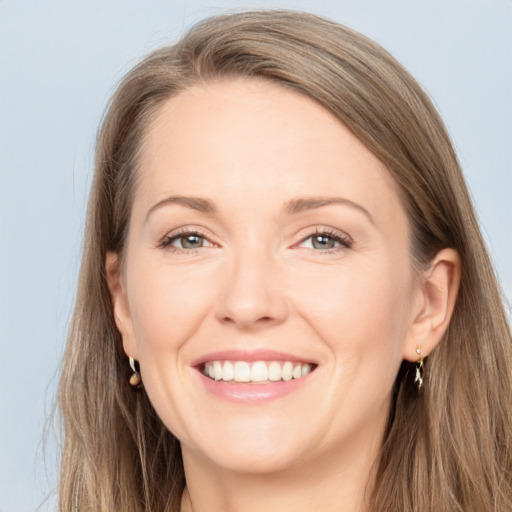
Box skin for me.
[107,79,460,512]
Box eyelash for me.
[296,228,353,254]
[158,227,353,254]
[158,228,213,253]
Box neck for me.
[180,433,382,512]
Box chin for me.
[199,443,307,475]
[180,418,317,475]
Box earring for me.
[129,357,142,388]
[414,345,424,390]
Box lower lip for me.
[197,371,314,403]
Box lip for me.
[191,349,317,367]
[191,349,318,404]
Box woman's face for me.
[112,79,422,474]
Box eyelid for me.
[292,226,353,248]
[157,225,352,252]
[158,226,220,250]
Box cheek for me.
[291,257,412,366]
[127,258,218,356]
[125,258,221,438]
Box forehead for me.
[135,79,406,229]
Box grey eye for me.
[178,234,205,249]
[311,235,338,250]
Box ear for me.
[403,248,461,362]
[105,251,138,360]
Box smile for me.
[202,360,314,383]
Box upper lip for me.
[191,349,318,367]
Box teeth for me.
[214,361,223,381]
[302,364,312,376]
[222,361,234,381]
[203,360,313,383]
[251,361,268,382]
[282,361,293,381]
[268,361,281,381]
[234,361,251,382]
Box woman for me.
[57,10,512,512]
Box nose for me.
[214,247,288,330]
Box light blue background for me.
[1,1,510,510]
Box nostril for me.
[220,315,281,330]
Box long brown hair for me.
[58,10,512,511]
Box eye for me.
[174,234,206,249]
[297,230,352,251]
[159,230,214,251]
[309,234,339,250]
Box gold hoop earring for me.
[129,357,142,388]
[414,345,424,390]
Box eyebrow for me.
[145,194,374,225]
[284,196,375,225]
[146,195,217,222]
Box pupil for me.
[313,235,334,249]
[182,235,202,248]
